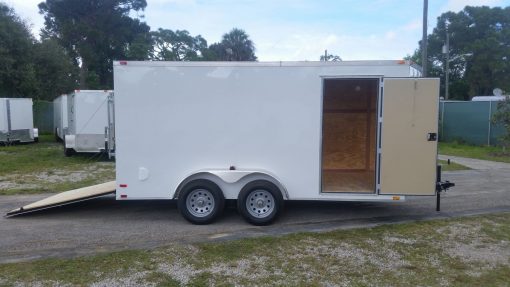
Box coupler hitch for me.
[435,165,455,212]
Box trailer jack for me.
[435,165,455,212]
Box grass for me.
[0,212,509,286]
[0,134,115,195]
[439,142,510,163]
[439,159,470,171]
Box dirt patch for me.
[34,163,112,183]
[438,221,510,268]
[90,271,152,287]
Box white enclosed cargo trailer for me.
[64,90,111,156]
[0,98,38,144]
[53,94,68,141]
[7,60,455,225]
[109,60,449,225]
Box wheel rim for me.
[186,189,215,218]
[246,189,275,218]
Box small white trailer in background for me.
[53,94,68,141]
[0,98,38,144]
[7,60,455,225]
[63,90,111,156]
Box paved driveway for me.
[1,156,509,263]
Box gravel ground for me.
[0,156,509,264]
[0,162,114,192]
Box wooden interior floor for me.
[322,170,375,193]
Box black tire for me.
[64,147,75,157]
[178,179,225,225]
[237,180,284,226]
[55,128,60,142]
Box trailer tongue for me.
[5,181,116,217]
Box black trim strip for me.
[5,191,115,217]
[377,153,381,185]
[379,87,384,116]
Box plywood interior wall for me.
[322,79,378,193]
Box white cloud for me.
[5,0,509,62]
[440,0,504,12]
[402,19,422,31]
[5,0,44,37]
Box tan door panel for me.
[380,78,439,195]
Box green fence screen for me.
[33,100,53,134]
[440,101,505,146]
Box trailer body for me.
[6,61,445,224]
[53,95,68,141]
[0,98,37,143]
[64,90,110,154]
[113,61,438,208]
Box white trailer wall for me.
[0,99,7,132]
[0,98,35,143]
[68,91,109,135]
[113,61,420,201]
[53,95,68,140]
[65,90,110,153]
[9,98,34,130]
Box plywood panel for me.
[380,78,439,195]
[322,113,367,170]
[324,79,377,111]
[322,171,375,192]
[321,78,378,193]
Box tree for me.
[415,6,510,100]
[39,0,151,89]
[493,97,510,152]
[0,3,37,98]
[151,29,207,61]
[32,39,78,100]
[206,28,257,61]
[320,53,342,62]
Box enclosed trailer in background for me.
[53,94,68,141]
[64,90,111,156]
[0,98,38,144]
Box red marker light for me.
[120,194,127,198]
[119,61,127,65]
[119,184,127,188]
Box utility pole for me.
[421,0,428,77]
[442,22,450,100]
[324,50,328,61]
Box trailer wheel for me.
[237,180,283,226]
[64,147,75,157]
[178,179,225,224]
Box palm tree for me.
[205,28,257,61]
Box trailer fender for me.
[173,170,289,200]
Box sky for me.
[5,0,510,61]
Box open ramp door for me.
[6,181,116,217]
[379,78,439,195]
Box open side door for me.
[379,78,439,196]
